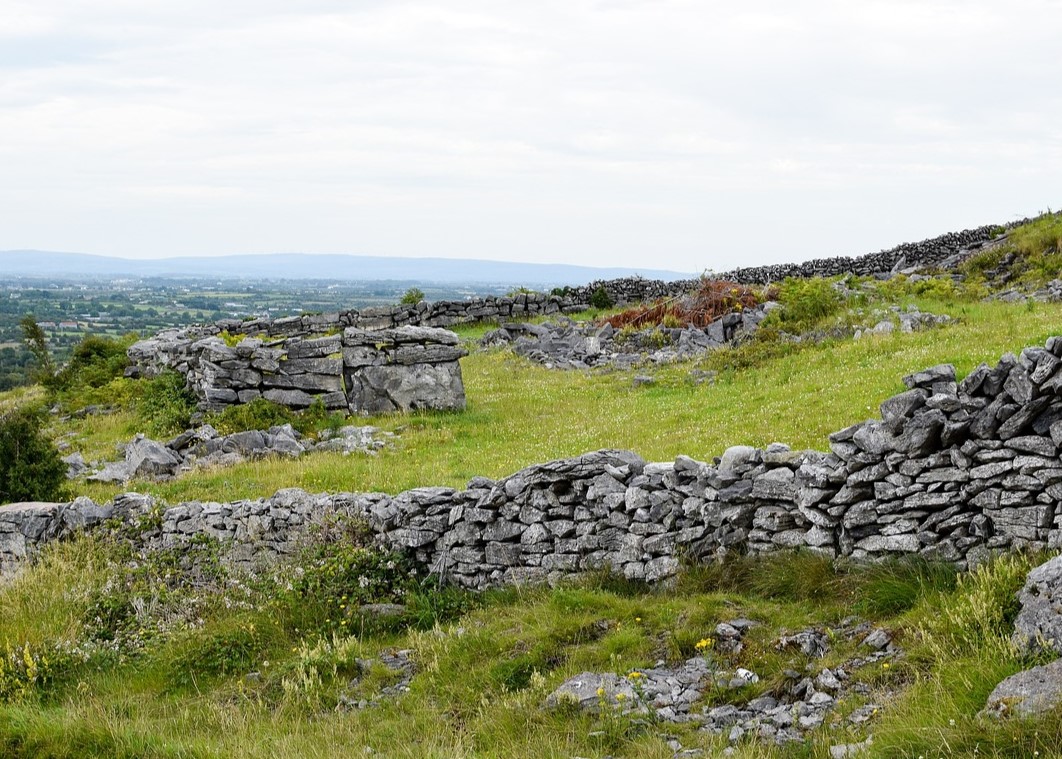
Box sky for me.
[1,0,1060,274]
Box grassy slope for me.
[62,297,1062,506]
[3,297,1062,758]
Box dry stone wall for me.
[125,218,1014,383]
[128,325,466,415]
[6,335,1062,587]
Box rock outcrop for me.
[83,424,392,484]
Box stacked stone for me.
[125,219,1022,381]
[129,325,467,415]
[481,307,771,370]
[824,338,1062,562]
[8,337,1062,588]
[343,326,466,414]
[718,222,1014,285]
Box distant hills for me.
[0,250,693,286]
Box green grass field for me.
[2,273,1062,757]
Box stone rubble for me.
[546,618,902,748]
[480,307,772,370]
[337,648,417,711]
[82,424,392,484]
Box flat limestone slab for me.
[0,502,62,516]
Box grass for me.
[961,210,1062,290]
[0,538,1048,758]
[2,275,1062,756]
[38,297,1062,506]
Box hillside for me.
[2,212,1062,758]
[0,250,692,285]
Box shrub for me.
[767,277,845,331]
[603,278,761,330]
[0,641,78,702]
[210,398,297,435]
[295,397,347,435]
[216,330,246,348]
[49,334,134,395]
[589,286,615,310]
[136,371,197,436]
[0,407,66,505]
[400,287,425,305]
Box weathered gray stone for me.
[1013,554,1062,654]
[983,659,1062,718]
[347,362,465,414]
[903,364,955,389]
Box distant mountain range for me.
[0,250,693,285]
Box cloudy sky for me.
[1,1,1059,273]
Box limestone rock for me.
[983,659,1062,718]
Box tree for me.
[589,286,614,310]
[400,287,425,305]
[19,315,54,382]
[0,407,66,504]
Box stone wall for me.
[128,325,467,415]
[125,218,1015,379]
[6,336,1062,587]
[715,222,1012,285]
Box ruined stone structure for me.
[128,325,467,415]
[6,336,1062,587]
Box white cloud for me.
[0,0,1060,271]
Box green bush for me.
[0,407,66,505]
[766,277,844,331]
[49,334,134,395]
[400,287,425,305]
[136,371,197,437]
[210,398,297,435]
[589,286,614,310]
[296,397,347,436]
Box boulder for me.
[1013,554,1062,654]
[983,659,1062,718]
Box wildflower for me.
[695,638,713,651]
[635,617,642,623]
[882,662,890,670]
[616,693,626,702]
[596,687,605,697]
[628,671,643,679]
